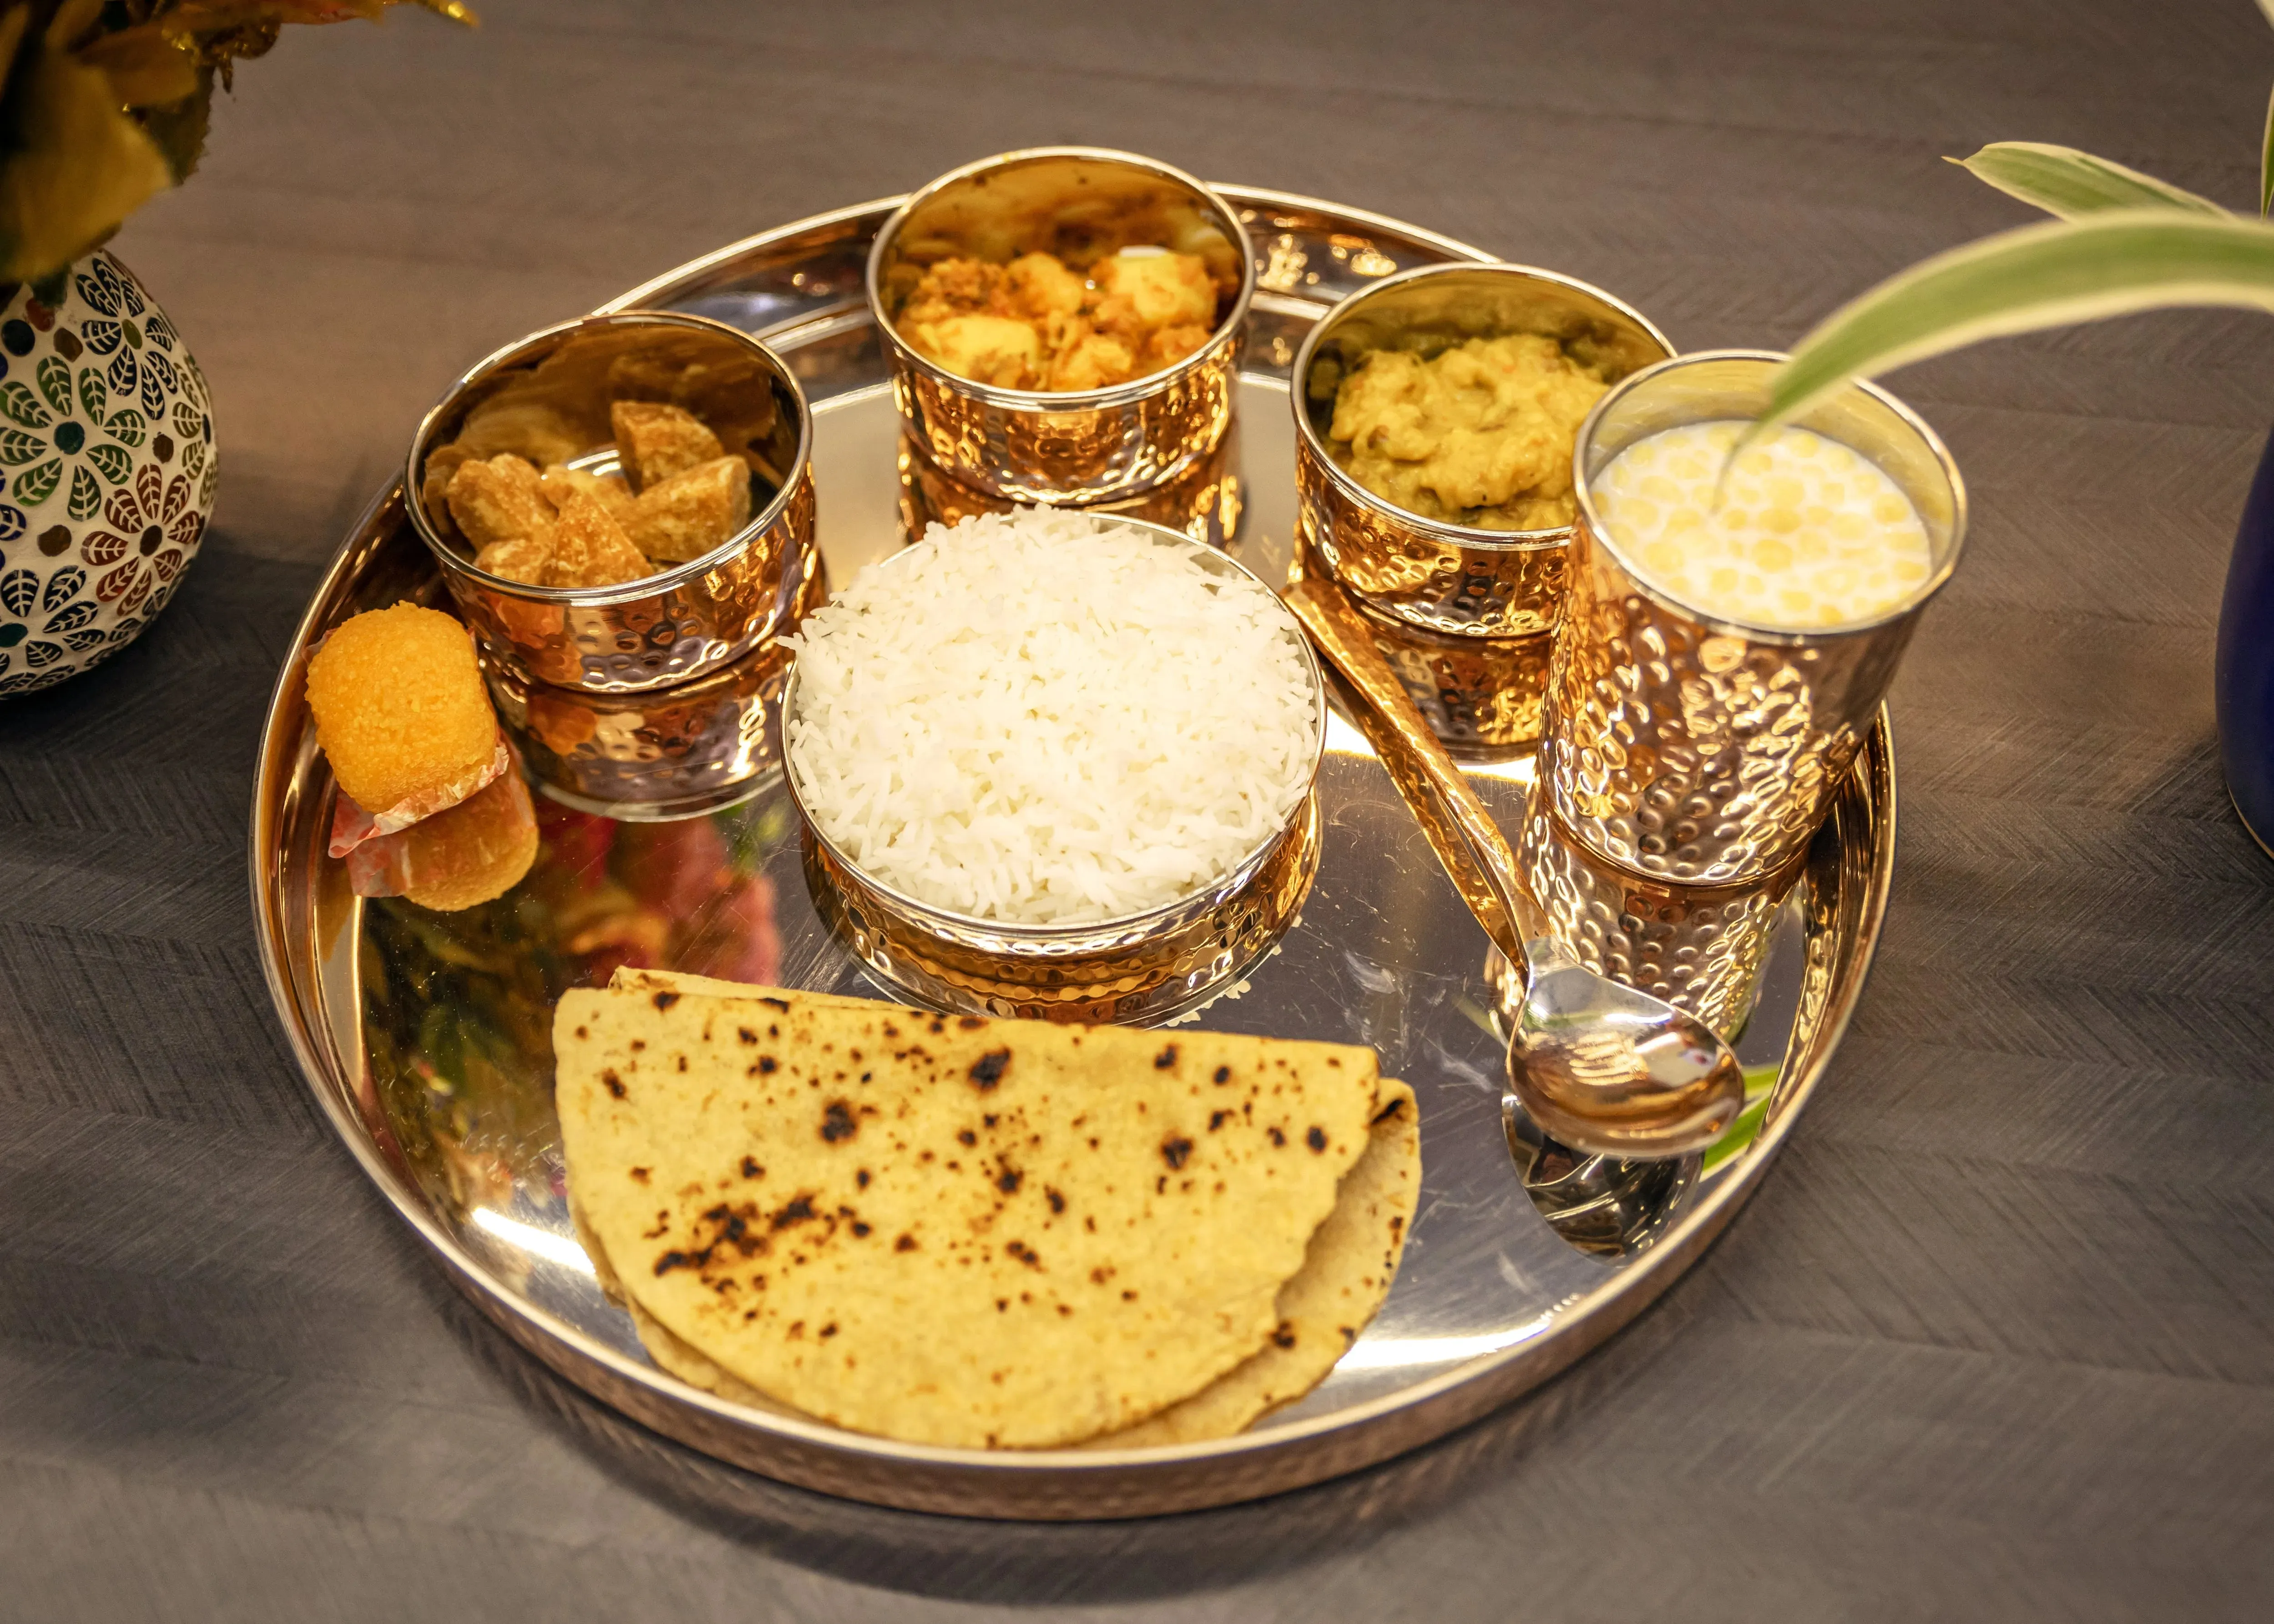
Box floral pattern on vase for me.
[0,252,215,698]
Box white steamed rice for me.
[784,509,1318,925]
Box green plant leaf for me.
[0,428,47,465]
[76,367,104,423]
[1759,211,2274,436]
[103,406,145,448]
[2262,84,2274,218]
[1948,142,2227,220]
[66,465,100,520]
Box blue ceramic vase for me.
[2218,428,2274,857]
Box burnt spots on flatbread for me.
[957,1129,978,1147]
[652,991,679,1011]
[1272,1321,1298,1349]
[1154,1044,1177,1070]
[738,1027,758,1044]
[1307,1126,1329,1152]
[996,1165,1022,1195]
[821,1101,857,1143]
[1161,1135,1193,1171]
[1268,1127,1285,1146]
[630,1166,651,1184]
[757,1056,778,1074]
[894,1232,918,1251]
[1213,1065,1232,1084]
[1004,1239,1041,1269]
[970,1049,1011,1090]
[856,1169,871,1188]
[1208,1110,1229,1132]
[957,1016,986,1030]
[1371,1096,1406,1125]
[740,1156,763,1179]
[769,1194,818,1231]
[1045,1187,1065,1214]
[602,1069,627,1099]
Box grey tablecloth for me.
[5,2,2270,1618]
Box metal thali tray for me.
[250,188,1895,1521]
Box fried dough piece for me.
[611,400,724,491]
[446,454,556,550]
[625,455,752,563]
[473,535,555,585]
[306,603,501,821]
[549,487,652,587]
[540,463,637,528]
[397,771,539,912]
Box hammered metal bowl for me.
[782,515,1327,1023]
[1543,349,1966,886]
[483,615,812,822]
[896,420,1244,549]
[407,311,819,694]
[1291,263,1672,639]
[866,147,1254,506]
[1292,530,1553,759]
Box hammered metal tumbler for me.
[1542,350,1965,886]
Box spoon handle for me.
[1283,575,1560,957]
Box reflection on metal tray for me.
[252,189,1896,1521]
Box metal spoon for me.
[1284,575,1746,1160]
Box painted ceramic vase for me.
[0,252,215,698]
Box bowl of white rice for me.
[782,508,1326,1021]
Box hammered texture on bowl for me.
[441,467,818,694]
[483,585,816,820]
[1294,429,1567,638]
[1541,505,1913,885]
[896,420,1243,548]
[1294,531,1553,756]
[803,792,1321,1024]
[889,336,1240,506]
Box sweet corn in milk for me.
[1588,421,1934,629]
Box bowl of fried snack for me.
[866,147,1254,506]
[406,311,819,693]
[1291,263,1672,638]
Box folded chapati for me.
[555,976,1399,1449]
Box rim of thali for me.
[250,185,1900,1512]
